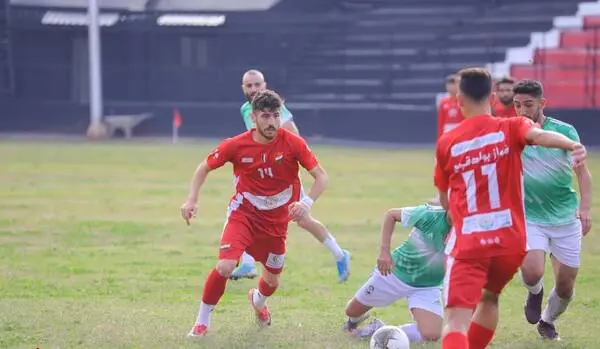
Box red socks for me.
[201,269,228,305]
[442,332,468,349]
[468,322,495,349]
[442,322,494,349]
[258,277,277,297]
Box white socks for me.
[541,288,572,324]
[323,234,345,261]
[252,289,268,309]
[399,323,423,343]
[241,251,256,265]
[521,273,544,295]
[195,302,215,326]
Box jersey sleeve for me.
[292,135,319,171]
[240,104,255,131]
[436,103,445,139]
[563,124,580,142]
[401,205,448,230]
[559,124,581,165]
[280,104,294,124]
[205,138,236,170]
[400,206,421,228]
[434,140,449,192]
[509,116,537,148]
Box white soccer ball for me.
[369,325,410,349]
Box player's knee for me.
[345,298,367,318]
[481,290,499,305]
[344,299,357,317]
[215,260,237,278]
[421,329,441,342]
[520,265,544,284]
[555,279,575,299]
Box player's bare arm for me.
[377,208,402,276]
[180,159,213,225]
[282,120,300,135]
[525,128,587,166]
[288,165,329,221]
[575,163,593,235]
[438,191,449,211]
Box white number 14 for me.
[461,163,500,213]
[258,167,274,179]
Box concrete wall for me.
[1,101,598,145]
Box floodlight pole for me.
[86,0,106,138]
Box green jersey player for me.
[343,203,451,344]
[230,69,351,283]
[513,80,592,341]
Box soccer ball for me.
[369,325,410,349]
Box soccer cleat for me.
[356,319,385,339]
[229,263,258,280]
[336,250,351,283]
[537,320,561,341]
[187,324,208,338]
[248,288,271,328]
[342,313,370,334]
[524,287,544,324]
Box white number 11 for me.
[461,163,500,213]
[258,167,273,179]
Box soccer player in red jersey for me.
[437,74,465,139]
[180,89,329,337]
[434,68,587,349]
[492,76,518,118]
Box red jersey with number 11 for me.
[205,128,319,231]
[434,115,537,259]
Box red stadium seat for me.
[584,15,600,29]
[560,30,600,49]
[511,65,600,81]
[533,48,600,67]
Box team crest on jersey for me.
[274,152,284,163]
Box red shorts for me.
[444,253,525,309]
[218,216,287,274]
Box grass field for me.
[0,139,598,349]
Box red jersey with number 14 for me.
[434,115,537,259]
[205,128,319,233]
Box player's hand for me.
[578,208,592,236]
[377,249,393,276]
[180,200,197,225]
[288,201,310,222]
[571,143,587,168]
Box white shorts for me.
[354,268,443,317]
[526,220,582,268]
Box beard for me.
[258,126,277,140]
[531,108,543,123]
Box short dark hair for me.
[458,67,492,102]
[446,74,457,83]
[495,76,516,87]
[513,79,544,99]
[251,89,283,112]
